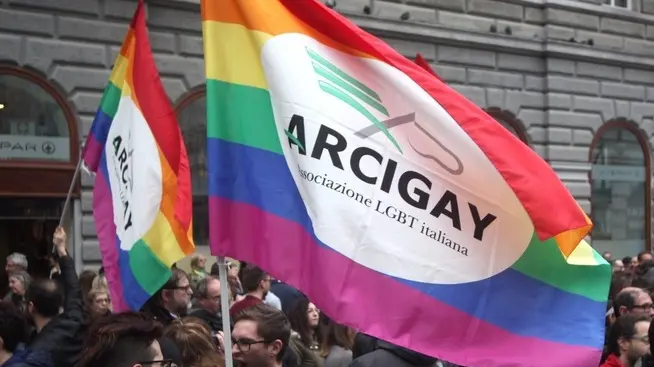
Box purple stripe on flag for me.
[209,196,602,367]
[82,134,103,173]
[93,158,130,312]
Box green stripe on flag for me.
[129,239,172,295]
[99,82,122,118]
[206,79,282,155]
[512,232,611,302]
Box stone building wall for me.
[2,0,654,265]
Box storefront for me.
[1,0,654,269]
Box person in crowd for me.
[26,227,84,367]
[4,253,28,302]
[231,303,290,367]
[624,257,636,270]
[141,268,193,326]
[77,270,97,304]
[265,280,283,311]
[320,320,355,367]
[601,314,651,367]
[8,271,30,312]
[228,261,244,297]
[189,276,224,333]
[189,254,207,290]
[604,252,613,261]
[638,252,653,264]
[271,280,303,313]
[614,260,626,273]
[86,288,111,319]
[5,253,27,277]
[287,297,321,353]
[77,312,168,367]
[164,317,225,367]
[0,301,52,367]
[91,273,108,291]
[230,265,272,317]
[613,287,654,319]
[349,338,441,367]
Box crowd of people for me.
[4,226,654,366]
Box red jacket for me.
[230,295,263,317]
[600,354,625,367]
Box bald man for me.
[614,287,654,319]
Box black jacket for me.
[188,308,223,333]
[28,256,84,367]
[350,340,438,367]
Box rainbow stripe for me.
[201,1,610,366]
[82,0,194,311]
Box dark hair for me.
[144,268,188,306]
[235,303,291,362]
[286,297,317,348]
[25,278,63,318]
[195,276,218,300]
[77,312,163,367]
[605,314,650,359]
[0,302,27,352]
[319,319,354,358]
[623,257,634,265]
[613,288,641,318]
[241,265,266,293]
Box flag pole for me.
[53,158,83,253]
[218,256,234,366]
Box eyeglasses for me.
[632,303,654,310]
[232,339,270,352]
[138,359,175,367]
[633,335,650,344]
[168,285,192,292]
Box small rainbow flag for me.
[82,0,194,312]
[201,1,610,366]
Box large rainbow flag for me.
[201,1,610,365]
[82,0,194,312]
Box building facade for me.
[0,0,653,270]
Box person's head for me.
[241,265,271,297]
[613,260,626,273]
[77,312,166,367]
[190,255,206,271]
[604,251,613,261]
[287,297,320,347]
[605,314,650,363]
[92,274,108,291]
[5,253,27,275]
[154,268,192,317]
[639,252,653,263]
[79,270,98,300]
[614,287,654,319]
[88,289,111,317]
[25,278,63,320]
[195,276,221,314]
[8,271,31,297]
[228,262,239,278]
[232,303,290,365]
[163,317,224,367]
[0,302,27,353]
[319,320,355,358]
[624,257,636,268]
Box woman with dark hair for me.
[601,314,651,367]
[319,319,355,367]
[287,297,321,351]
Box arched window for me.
[0,65,79,196]
[175,87,208,246]
[485,108,530,144]
[590,120,651,257]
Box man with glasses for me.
[232,303,290,367]
[601,314,650,367]
[141,268,193,326]
[614,287,654,319]
[77,312,176,367]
